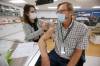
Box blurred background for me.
[0,0,100,66]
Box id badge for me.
[61,46,65,54]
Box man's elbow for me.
[38,35,46,44]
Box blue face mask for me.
[57,13,67,23]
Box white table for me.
[11,42,40,66]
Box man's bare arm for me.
[38,23,55,66]
[38,27,55,56]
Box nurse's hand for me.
[49,19,56,29]
[41,20,49,31]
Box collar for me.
[61,20,74,30]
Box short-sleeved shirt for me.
[53,21,89,59]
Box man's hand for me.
[67,48,82,66]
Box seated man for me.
[36,2,89,66]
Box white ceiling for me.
[0,0,100,10]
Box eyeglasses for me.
[56,10,69,14]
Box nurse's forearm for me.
[33,28,43,37]
[26,28,43,40]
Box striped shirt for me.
[53,21,89,59]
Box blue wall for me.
[75,9,100,17]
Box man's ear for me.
[72,15,76,20]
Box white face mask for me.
[29,13,37,20]
[57,13,68,23]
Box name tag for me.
[61,46,65,54]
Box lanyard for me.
[60,22,74,43]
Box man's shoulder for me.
[74,21,88,30]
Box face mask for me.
[29,13,37,20]
[57,13,68,23]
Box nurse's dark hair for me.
[23,4,36,23]
[57,2,74,13]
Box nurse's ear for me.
[26,13,30,17]
[24,11,29,17]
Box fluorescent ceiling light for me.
[9,0,27,3]
[36,7,39,10]
[73,6,81,9]
[92,6,100,8]
[54,0,58,2]
[48,7,57,9]
[48,6,81,9]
